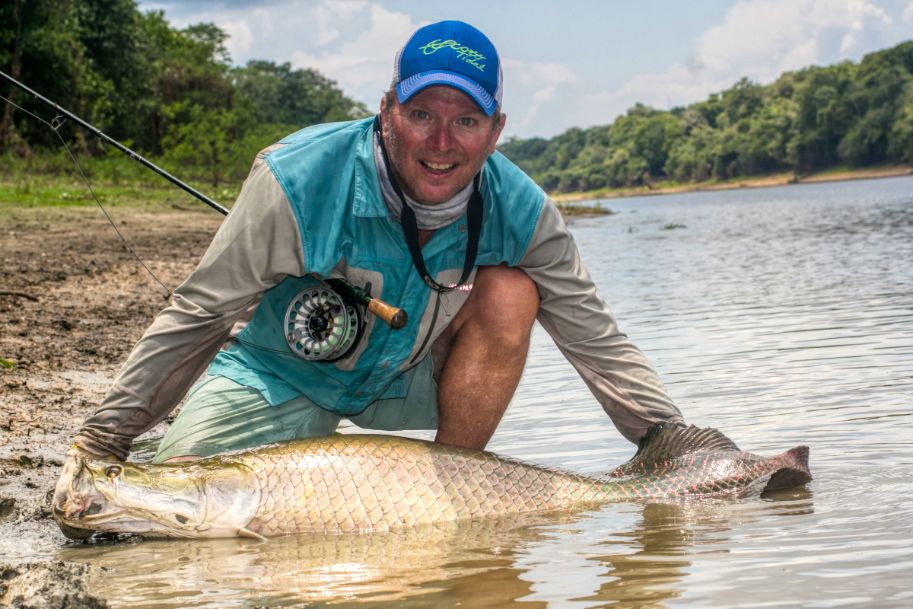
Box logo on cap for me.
[418,39,486,72]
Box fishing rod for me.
[0,69,408,330]
[1,69,229,215]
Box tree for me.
[887,81,913,163]
[74,0,151,144]
[721,77,764,123]
[0,0,89,153]
[160,102,239,187]
[631,112,683,179]
[793,63,855,172]
[231,60,369,128]
[837,53,911,166]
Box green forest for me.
[500,40,913,193]
[2,0,912,196]
[0,0,370,188]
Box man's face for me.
[380,86,506,205]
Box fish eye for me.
[105,465,122,479]
[175,514,188,524]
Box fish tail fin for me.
[762,445,812,493]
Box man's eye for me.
[458,117,477,127]
[412,110,430,120]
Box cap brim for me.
[396,71,497,116]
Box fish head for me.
[53,454,261,538]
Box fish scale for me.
[237,435,615,535]
[55,424,812,538]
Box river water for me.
[56,175,913,608]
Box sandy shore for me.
[552,165,913,203]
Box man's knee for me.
[452,265,539,344]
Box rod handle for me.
[367,298,408,329]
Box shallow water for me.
[57,176,913,607]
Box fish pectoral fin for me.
[238,526,268,541]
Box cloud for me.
[141,0,911,138]
[289,3,421,106]
[217,18,254,55]
[695,0,891,78]
[561,65,733,135]
[152,0,417,105]
[564,0,897,131]
[312,0,370,46]
[501,59,577,133]
[146,0,290,6]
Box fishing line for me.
[1,92,172,298]
[0,98,296,355]
[2,70,407,338]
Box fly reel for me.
[284,285,364,361]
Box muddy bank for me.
[0,561,107,608]
[0,205,222,605]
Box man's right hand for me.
[52,444,116,540]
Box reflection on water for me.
[56,515,585,607]
[57,494,813,608]
[49,176,913,607]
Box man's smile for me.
[421,160,458,174]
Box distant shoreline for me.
[551,165,913,205]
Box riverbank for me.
[0,206,223,607]
[550,164,913,204]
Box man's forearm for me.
[521,199,683,443]
[74,152,305,458]
[74,294,255,459]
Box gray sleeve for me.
[74,153,305,459]
[519,198,684,444]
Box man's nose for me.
[428,123,455,151]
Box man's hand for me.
[51,444,116,540]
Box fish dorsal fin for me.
[612,424,741,476]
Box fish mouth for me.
[55,497,203,538]
[54,457,263,539]
[53,491,133,539]
[53,491,172,537]
[54,501,129,525]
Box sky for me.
[137,0,913,139]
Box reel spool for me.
[284,285,364,361]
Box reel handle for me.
[367,298,408,329]
[318,275,408,330]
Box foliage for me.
[499,40,913,193]
[0,0,369,186]
[3,1,910,195]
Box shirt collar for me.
[353,117,388,218]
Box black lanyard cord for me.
[373,115,482,293]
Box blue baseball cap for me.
[392,20,503,116]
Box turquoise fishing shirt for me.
[207,117,545,415]
[77,116,682,461]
